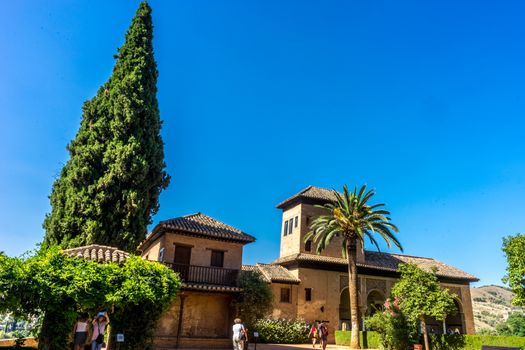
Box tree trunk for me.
[421,316,430,350]
[347,240,361,349]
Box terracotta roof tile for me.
[182,282,242,292]
[273,251,478,282]
[154,213,256,244]
[63,244,129,263]
[242,264,300,284]
[276,186,338,208]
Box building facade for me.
[139,213,255,349]
[257,186,478,336]
[134,186,479,349]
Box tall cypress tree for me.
[43,2,169,252]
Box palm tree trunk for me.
[347,240,360,349]
[421,316,430,350]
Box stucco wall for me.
[279,203,364,262]
[269,269,476,336]
[155,291,234,340]
[153,232,244,270]
[270,282,299,319]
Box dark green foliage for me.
[336,332,525,350]
[233,270,273,328]
[0,248,181,350]
[252,319,310,344]
[391,263,457,350]
[496,313,525,336]
[43,1,169,252]
[365,298,418,350]
[460,334,525,349]
[429,334,466,350]
[335,331,381,348]
[502,234,525,306]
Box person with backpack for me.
[91,311,109,350]
[308,322,320,348]
[232,318,246,350]
[318,321,328,350]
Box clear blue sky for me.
[1,0,524,287]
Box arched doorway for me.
[366,290,385,316]
[445,299,464,334]
[424,299,463,334]
[339,288,351,330]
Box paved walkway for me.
[247,345,374,350]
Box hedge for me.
[335,330,380,348]
[335,331,525,350]
[461,335,525,350]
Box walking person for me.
[309,322,320,348]
[318,321,328,350]
[232,318,246,350]
[91,311,109,350]
[73,313,89,350]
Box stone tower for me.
[276,186,364,262]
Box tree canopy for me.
[43,1,169,252]
[391,263,457,350]
[305,184,402,349]
[0,248,181,350]
[234,270,273,328]
[502,234,525,306]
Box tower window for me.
[305,288,312,301]
[294,216,298,228]
[305,240,312,252]
[280,287,291,303]
[289,219,294,234]
[284,221,288,236]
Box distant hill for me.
[471,285,522,332]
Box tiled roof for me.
[63,244,129,263]
[242,264,301,284]
[276,186,338,208]
[273,251,478,282]
[153,213,256,244]
[182,283,242,292]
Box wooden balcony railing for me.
[165,263,239,286]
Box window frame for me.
[210,250,225,268]
[280,287,291,303]
[305,288,312,302]
[305,240,312,252]
[284,220,289,236]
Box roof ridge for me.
[367,250,436,261]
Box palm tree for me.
[305,185,402,349]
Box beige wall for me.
[155,291,235,343]
[296,268,344,334]
[269,268,476,336]
[270,282,299,319]
[143,231,244,270]
[142,236,162,261]
[279,204,302,257]
[279,203,364,262]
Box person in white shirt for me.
[232,318,246,350]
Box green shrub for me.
[429,334,466,350]
[252,319,310,344]
[335,330,380,348]
[462,334,525,350]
